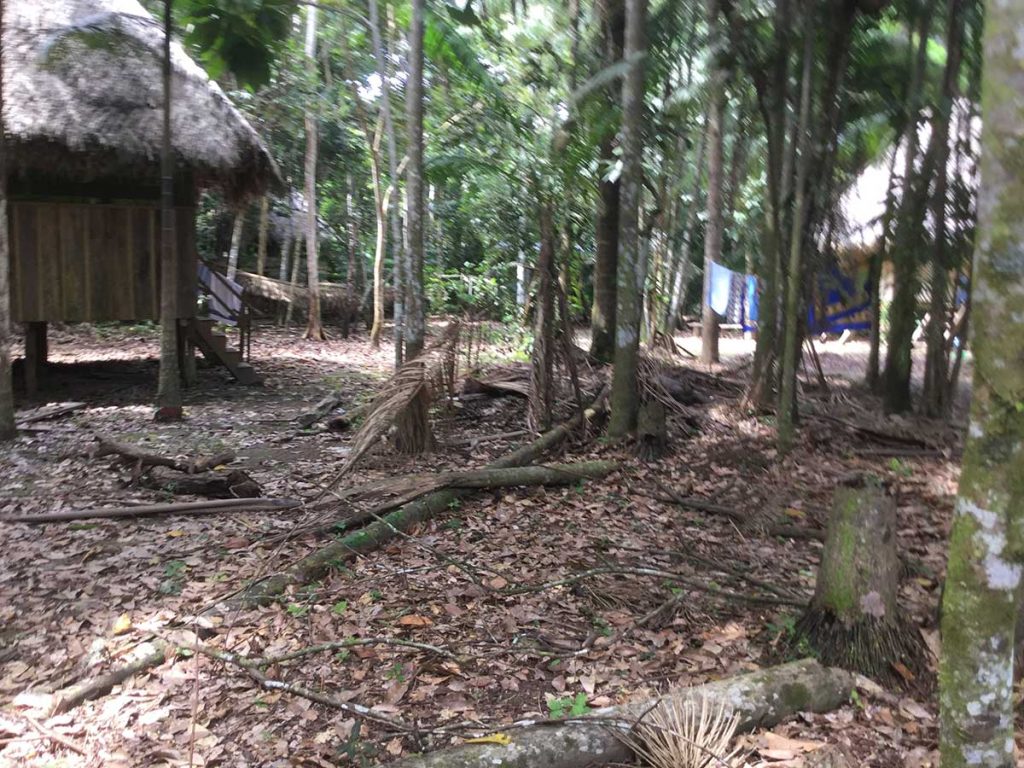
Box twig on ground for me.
[14,713,88,756]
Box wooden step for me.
[233,363,261,386]
[187,318,261,386]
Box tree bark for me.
[529,201,557,432]
[302,4,325,341]
[404,0,426,359]
[664,124,708,331]
[882,5,935,413]
[386,660,854,768]
[226,210,244,281]
[346,175,362,293]
[369,0,405,366]
[155,0,182,422]
[776,6,814,453]
[588,0,625,364]
[700,0,726,366]
[608,0,648,438]
[938,4,1024,763]
[256,195,269,276]
[797,481,924,684]
[0,0,14,440]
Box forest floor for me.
[0,320,976,767]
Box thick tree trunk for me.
[608,0,648,438]
[700,0,725,366]
[302,5,325,341]
[404,0,426,360]
[938,4,1024,763]
[777,10,814,452]
[155,0,182,422]
[386,660,854,768]
[256,195,269,276]
[882,5,935,413]
[369,0,405,366]
[226,210,243,281]
[0,0,14,441]
[528,202,557,431]
[797,481,924,684]
[589,0,625,363]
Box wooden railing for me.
[196,256,257,362]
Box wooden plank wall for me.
[10,202,198,323]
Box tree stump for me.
[796,478,926,686]
[636,398,668,461]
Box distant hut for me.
[3,0,278,388]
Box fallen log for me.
[461,377,530,399]
[140,466,262,499]
[2,497,301,524]
[15,402,86,427]
[50,642,168,715]
[92,437,235,475]
[383,659,853,768]
[233,386,610,606]
[296,391,344,429]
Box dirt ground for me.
[0,321,985,767]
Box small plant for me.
[369,589,383,602]
[385,662,407,682]
[159,560,187,595]
[888,458,913,478]
[547,692,589,719]
[286,603,309,618]
[332,600,349,616]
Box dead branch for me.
[253,638,457,665]
[15,402,86,427]
[13,713,87,756]
[91,437,235,475]
[186,643,418,733]
[51,643,168,715]
[3,497,301,524]
[140,466,262,499]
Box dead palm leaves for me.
[622,694,743,768]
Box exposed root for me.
[795,608,929,688]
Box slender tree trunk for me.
[939,3,1024,761]
[0,0,14,440]
[529,201,557,432]
[303,5,325,341]
[665,123,708,330]
[285,234,303,328]
[370,0,405,366]
[346,175,360,291]
[156,0,182,421]
[777,7,815,453]
[589,0,625,363]
[883,5,935,413]
[226,211,243,281]
[369,136,389,347]
[922,0,966,418]
[700,0,726,365]
[404,0,426,359]
[256,195,269,276]
[607,0,648,438]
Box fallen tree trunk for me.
[92,437,235,474]
[140,466,262,499]
[297,391,344,428]
[50,642,168,715]
[2,497,301,524]
[234,386,610,606]
[384,659,853,768]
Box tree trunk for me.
[528,201,557,432]
[226,210,244,281]
[155,0,182,422]
[385,660,854,768]
[938,4,1024,762]
[882,5,935,413]
[369,146,388,347]
[346,175,362,293]
[588,0,625,364]
[369,0,405,366]
[278,211,292,285]
[797,480,924,685]
[0,0,13,440]
[776,8,814,453]
[256,195,269,276]
[607,0,648,438]
[700,0,726,366]
[404,0,426,359]
[922,0,966,418]
[302,5,325,341]
[285,234,303,327]
[664,124,708,331]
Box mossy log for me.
[384,659,853,768]
[233,388,610,607]
[796,480,925,685]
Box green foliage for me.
[547,692,589,719]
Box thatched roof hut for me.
[4,0,279,202]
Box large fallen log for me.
[233,386,610,606]
[140,466,262,499]
[384,659,853,768]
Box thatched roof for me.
[4,0,280,201]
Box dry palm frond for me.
[637,355,690,416]
[319,322,461,493]
[621,693,743,768]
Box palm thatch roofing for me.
[4,0,279,202]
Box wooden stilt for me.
[24,321,46,395]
